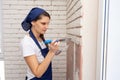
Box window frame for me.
[96,0,109,80]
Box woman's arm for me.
[24,41,59,78]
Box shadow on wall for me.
[67,40,82,80]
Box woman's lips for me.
[43,30,47,32]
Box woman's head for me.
[31,11,50,34]
[21,7,50,32]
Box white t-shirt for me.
[20,35,47,80]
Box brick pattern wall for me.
[2,0,66,80]
[66,0,82,80]
[0,53,4,60]
[0,0,3,60]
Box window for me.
[97,0,120,80]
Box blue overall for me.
[27,30,52,80]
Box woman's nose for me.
[45,25,49,29]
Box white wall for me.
[81,0,99,80]
[106,0,120,80]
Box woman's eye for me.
[41,22,46,25]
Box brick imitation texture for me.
[66,0,82,80]
[2,0,66,80]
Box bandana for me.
[21,7,45,31]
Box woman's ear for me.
[31,21,35,26]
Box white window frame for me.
[96,0,109,80]
[97,0,120,80]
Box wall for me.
[81,0,98,80]
[0,0,3,60]
[66,0,99,80]
[66,0,82,80]
[2,0,99,80]
[2,0,66,80]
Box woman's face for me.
[32,16,50,34]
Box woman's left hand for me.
[49,40,60,54]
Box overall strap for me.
[29,29,42,52]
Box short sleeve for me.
[20,36,35,57]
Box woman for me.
[21,7,60,80]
